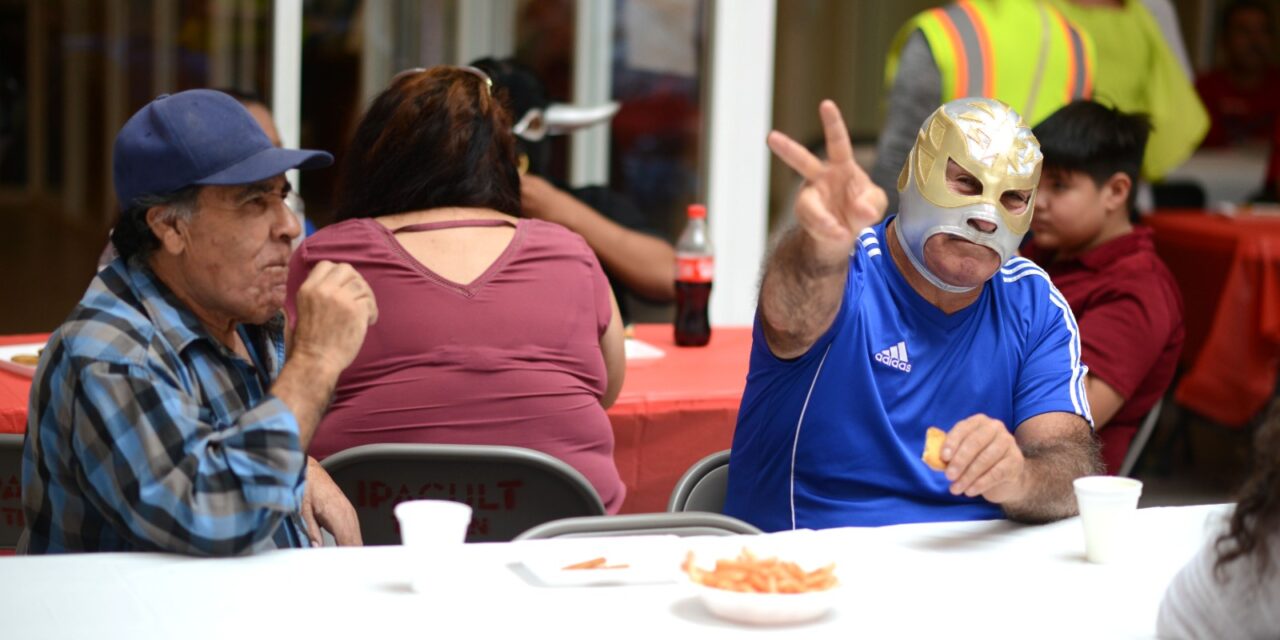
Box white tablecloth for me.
[0,504,1228,639]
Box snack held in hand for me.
[922,426,946,471]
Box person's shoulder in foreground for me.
[1157,410,1280,639]
[1028,100,1183,472]
[22,88,371,555]
[726,97,1100,532]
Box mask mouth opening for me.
[895,224,982,295]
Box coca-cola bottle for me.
[674,204,713,346]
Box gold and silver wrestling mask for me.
[895,97,1042,293]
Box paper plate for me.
[0,342,45,378]
[518,536,683,587]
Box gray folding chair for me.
[667,449,730,513]
[321,443,605,544]
[513,512,762,540]
[1119,398,1164,478]
[0,434,25,550]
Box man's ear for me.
[1101,172,1132,216]
[146,207,187,255]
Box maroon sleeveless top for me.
[286,217,624,512]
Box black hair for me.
[1032,100,1152,219]
[467,58,548,121]
[468,57,553,176]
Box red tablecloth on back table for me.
[0,325,751,514]
[1146,212,1280,427]
[0,334,45,436]
[609,324,750,513]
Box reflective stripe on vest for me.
[1047,4,1093,102]
[931,2,977,100]
[931,1,993,100]
[927,0,1091,108]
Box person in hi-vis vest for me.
[872,0,1096,213]
[1049,0,1207,184]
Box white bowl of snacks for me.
[682,547,841,626]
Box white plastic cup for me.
[394,499,473,593]
[1072,476,1143,564]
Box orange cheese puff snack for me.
[922,426,946,471]
[564,557,607,570]
[683,549,838,593]
[563,557,630,570]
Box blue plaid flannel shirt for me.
[21,257,309,555]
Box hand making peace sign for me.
[768,100,888,265]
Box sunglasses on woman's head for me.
[389,65,494,96]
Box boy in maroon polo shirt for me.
[1027,101,1185,475]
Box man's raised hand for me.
[768,100,887,265]
[289,261,378,378]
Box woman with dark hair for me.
[285,66,626,512]
[1157,409,1280,637]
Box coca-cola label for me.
[677,256,714,283]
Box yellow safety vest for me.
[1050,0,1208,180]
[887,0,1096,126]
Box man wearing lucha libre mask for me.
[725,97,1102,531]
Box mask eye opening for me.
[999,189,1031,214]
[945,158,983,197]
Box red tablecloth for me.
[0,334,45,436]
[0,334,43,543]
[609,324,750,513]
[0,325,751,514]
[1146,212,1280,427]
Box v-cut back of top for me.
[391,218,515,234]
[385,217,522,296]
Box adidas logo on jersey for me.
[874,341,912,372]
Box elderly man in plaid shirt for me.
[20,90,378,555]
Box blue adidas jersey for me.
[724,218,1091,531]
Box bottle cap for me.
[687,204,707,219]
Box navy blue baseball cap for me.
[112,89,332,211]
